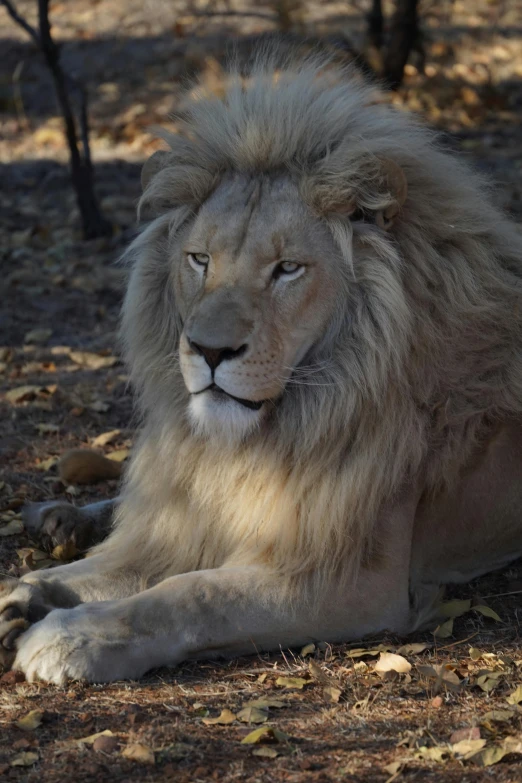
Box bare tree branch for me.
[2,0,110,238]
[0,0,40,44]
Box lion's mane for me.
[99,53,522,591]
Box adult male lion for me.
[2,54,522,685]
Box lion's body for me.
[2,52,522,683]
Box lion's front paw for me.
[0,578,53,671]
[13,604,150,685]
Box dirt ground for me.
[1,1,522,781]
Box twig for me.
[437,631,480,651]
[12,59,30,131]
[0,0,39,44]
[478,590,522,600]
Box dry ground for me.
[1,1,522,781]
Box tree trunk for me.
[367,0,384,51]
[383,0,419,90]
[37,0,111,239]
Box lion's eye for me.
[188,253,210,272]
[273,260,303,281]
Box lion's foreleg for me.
[10,561,412,684]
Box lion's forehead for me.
[188,176,327,265]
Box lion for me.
[2,52,522,685]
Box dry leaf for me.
[506,685,522,705]
[241,726,289,745]
[245,698,285,710]
[481,709,516,724]
[275,676,308,690]
[5,385,43,403]
[106,449,129,462]
[417,664,461,691]
[374,653,412,675]
[237,706,268,724]
[72,730,115,746]
[0,519,24,536]
[414,745,449,763]
[36,456,59,471]
[396,643,430,655]
[346,645,392,659]
[24,328,52,344]
[433,618,454,638]
[252,746,279,758]
[473,605,502,622]
[469,647,482,661]
[308,660,333,684]
[70,351,118,370]
[475,670,503,693]
[121,743,155,764]
[301,643,315,657]
[16,710,45,731]
[35,423,59,435]
[10,752,39,767]
[89,400,110,413]
[470,746,507,766]
[51,542,79,561]
[323,686,342,703]
[452,738,486,759]
[202,709,236,725]
[92,429,121,447]
[468,737,522,767]
[384,760,406,783]
[439,599,471,618]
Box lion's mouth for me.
[194,384,265,411]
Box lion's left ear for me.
[374,158,408,230]
[141,150,172,191]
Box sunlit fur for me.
[95,52,522,600]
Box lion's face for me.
[174,175,341,439]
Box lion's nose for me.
[188,340,247,371]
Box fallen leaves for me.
[15,710,45,731]
[5,384,56,404]
[121,743,155,764]
[69,351,118,370]
[275,676,308,690]
[374,653,412,676]
[417,663,462,692]
[0,518,24,536]
[241,726,289,745]
[506,684,522,705]
[237,706,269,724]
[10,752,39,767]
[24,328,52,344]
[201,709,236,726]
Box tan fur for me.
[1,51,522,684]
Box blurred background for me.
[1,0,522,515]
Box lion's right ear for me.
[141,150,172,191]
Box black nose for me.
[188,340,247,371]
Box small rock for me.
[450,726,480,744]
[93,735,119,754]
[431,695,443,709]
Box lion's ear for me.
[374,158,408,231]
[141,150,172,191]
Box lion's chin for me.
[188,389,264,442]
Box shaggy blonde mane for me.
[99,51,522,592]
